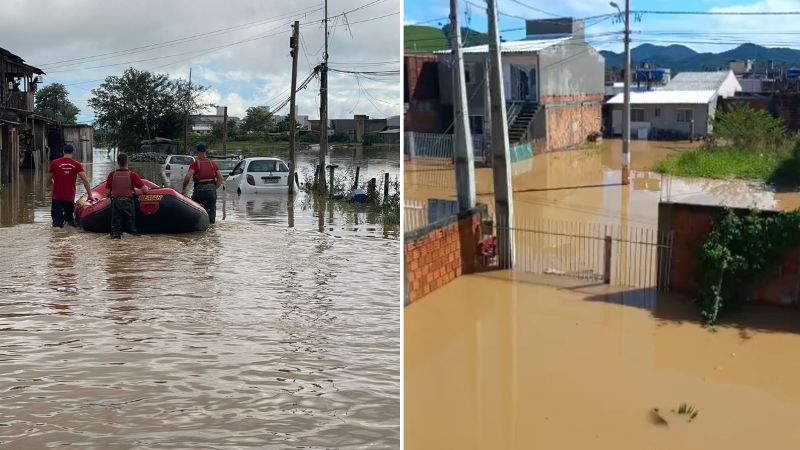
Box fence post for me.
[603,235,612,284]
[408,131,416,158]
[383,172,390,203]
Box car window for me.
[247,160,281,173]
[170,156,194,165]
[277,162,289,172]
[215,160,238,170]
[231,161,245,176]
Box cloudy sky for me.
[404,0,800,54]
[1,0,401,123]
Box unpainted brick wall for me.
[542,94,602,151]
[660,202,800,305]
[405,211,482,304]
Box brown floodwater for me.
[0,149,399,448]
[405,139,800,227]
[405,271,800,449]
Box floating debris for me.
[129,152,168,164]
[649,408,669,426]
[673,403,699,422]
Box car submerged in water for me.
[208,155,243,178]
[225,157,291,193]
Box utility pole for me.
[318,0,329,194]
[223,106,228,155]
[487,0,514,268]
[288,21,300,194]
[450,0,476,211]
[185,67,191,154]
[622,0,631,184]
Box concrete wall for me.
[658,201,800,306]
[611,103,709,137]
[538,40,604,98]
[404,205,487,305]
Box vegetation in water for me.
[696,209,800,324]
[654,106,800,187]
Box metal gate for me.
[491,217,673,290]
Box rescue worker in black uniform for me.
[104,152,150,239]
[181,144,223,223]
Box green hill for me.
[404,25,490,53]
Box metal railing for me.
[404,131,488,164]
[404,201,428,232]
[490,216,673,291]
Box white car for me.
[226,157,290,193]
[163,154,195,175]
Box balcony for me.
[4,91,34,112]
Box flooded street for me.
[405,272,800,450]
[0,149,399,448]
[405,139,800,227]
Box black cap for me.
[63,144,75,153]
[195,144,207,153]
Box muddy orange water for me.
[405,272,800,449]
[0,149,399,448]
[405,139,800,227]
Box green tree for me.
[714,105,788,150]
[240,106,273,139]
[35,83,80,123]
[211,120,239,142]
[88,68,208,151]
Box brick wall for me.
[659,202,800,305]
[545,101,601,151]
[404,205,486,305]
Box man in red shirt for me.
[48,144,94,228]
[181,144,223,223]
[105,152,150,239]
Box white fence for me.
[404,201,428,232]
[404,132,487,163]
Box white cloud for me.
[1,0,400,119]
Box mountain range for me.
[600,43,800,72]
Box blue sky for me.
[404,0,800,53]
[2,0,401,125]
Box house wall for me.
[544,96,601,150]
[611,103,709,137]
[718,71,743,98]
[62,125,93,164]
[405,55,447,133]
[537,41,605,99]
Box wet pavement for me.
[0,148,400,448]
[405,271,800,450]
[405,139,800,227]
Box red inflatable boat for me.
[75,179,209,233]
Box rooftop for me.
[435,36,571,54]
[606,89,717,105]
[661,71,731,91]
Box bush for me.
[714,105,788,150]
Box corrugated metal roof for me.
[434,36,571,54]
[606,90,716,105]
[661,71,730,91]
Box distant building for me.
[606,70,742,139]
[190,106,240,133]
[330,115,391,141]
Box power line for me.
[504,0,561,18]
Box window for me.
[464,64,473,84]
[654,108,661,118]
[469,116,484,134]
[170,155,193,165]
[231,161,245,176]
[214,160,239,171]
[677,109,694,123]
[247,159,288,173]
[631,109,645,122]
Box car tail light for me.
[165,164,170,171]
[246,174,255,186]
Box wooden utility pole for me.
[450,0,476,211]
[487,0,514,268]
[288,21,300,194]
[222,106,228,155]
[318,0,329,194]
[184,67,191,154]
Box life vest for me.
[193,159,216,184]
[111,170,133,198]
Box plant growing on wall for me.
[697,209,800,324]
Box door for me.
[510,65,537,102]
[227,160,245,188]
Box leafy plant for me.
[697,209,800,324]
[714,105,788,151]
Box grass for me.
[653,147,792,183]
